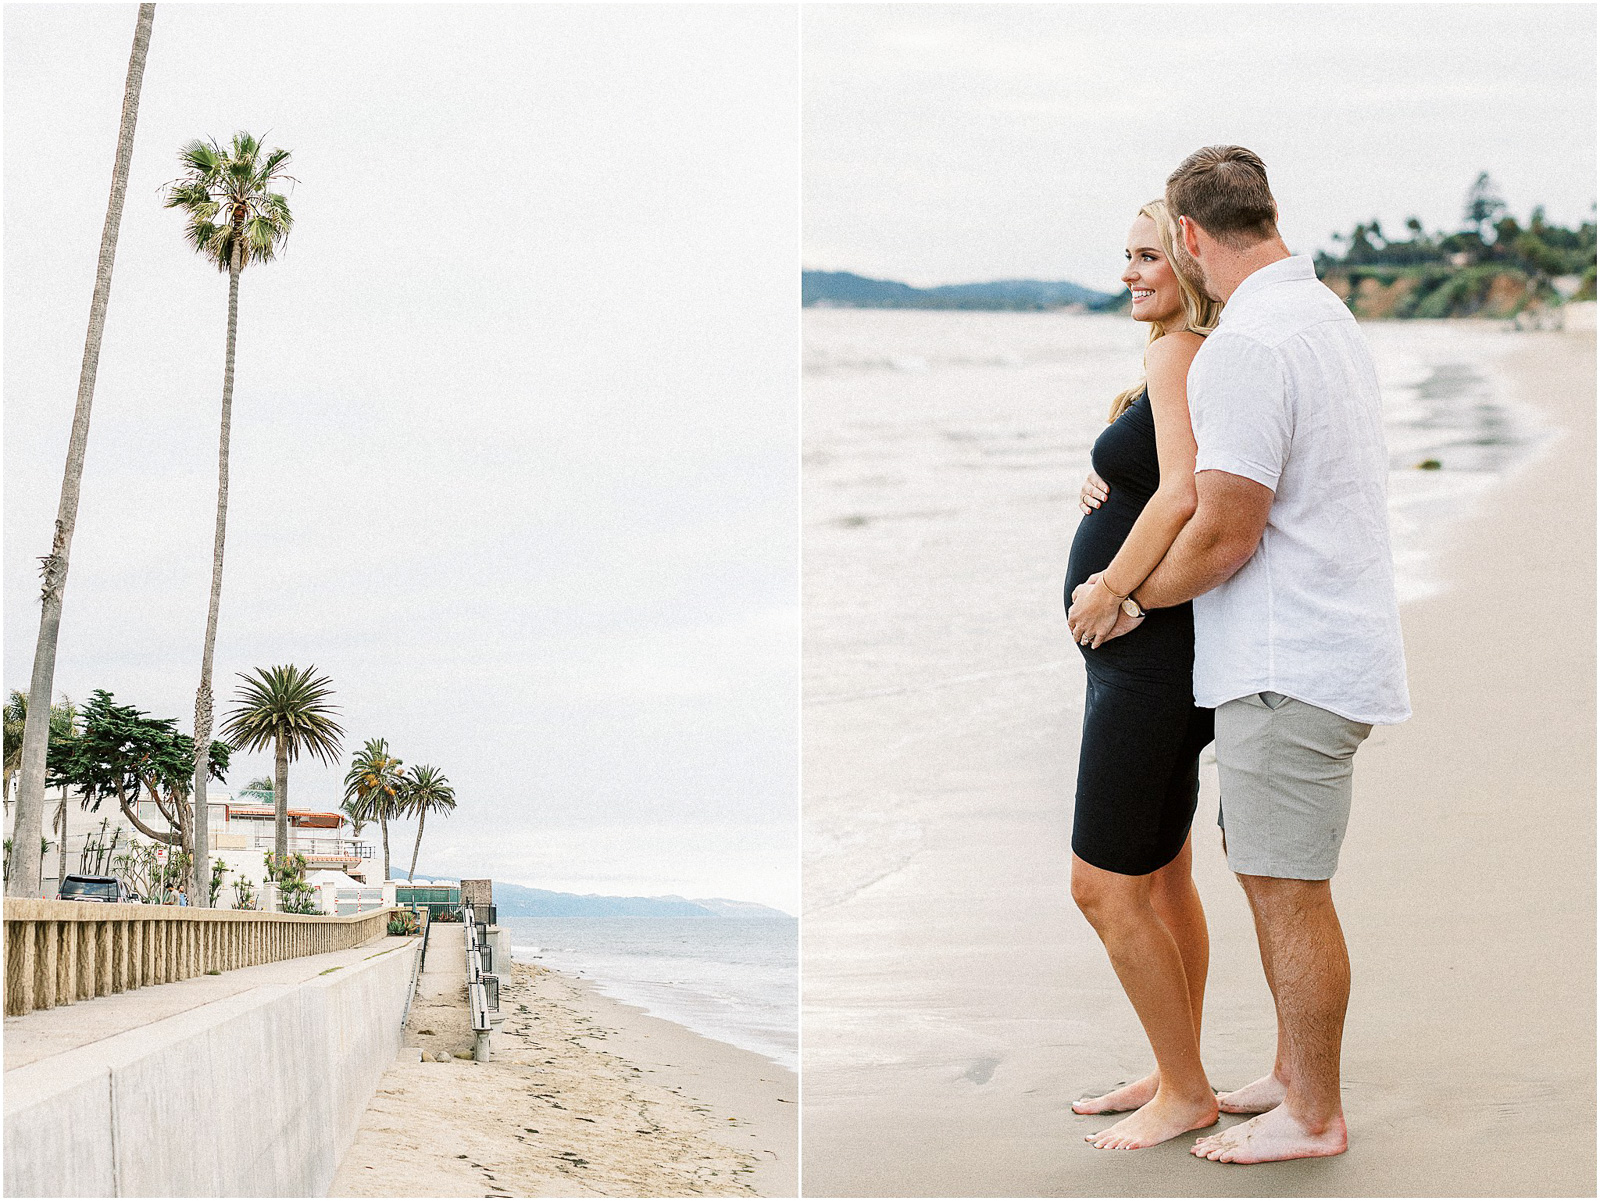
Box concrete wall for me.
[486,925,511,974]
[3,937,419,1197]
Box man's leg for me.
[1072,836,1210,1115]
[1193,691,1369,1164]
[1192,874,1349,1162]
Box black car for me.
[57,874,137,903]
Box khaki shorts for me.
[1214,691,1372,880]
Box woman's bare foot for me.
[1073,1072,1158,1115]
[1084,1090,1219,1150]
[1215,1071,1287,1114]
[1191,1105,1347,1163]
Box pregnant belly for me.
[1065,499,1140,597]
[1063,499,1196,676]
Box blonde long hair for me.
[1107,199,1222,422]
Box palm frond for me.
[219,665,343,762]
[162,181,217,213]
[176,138,221,176]
[167,130,296,271]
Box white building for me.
[5,788,378,905]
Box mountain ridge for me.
[404,873,793,919]
[803,269,1121,311]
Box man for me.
[1096,145,1411,1163]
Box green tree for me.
[400,765,457,882]
[163,131,296,906]
[344,739,404,882]
[1464,171,1507,238]
[45,690,227,882]
[10,5,156,899]
[239,775,274,801]
[219,665,343,867]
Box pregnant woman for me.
[1063,199,1220,1150]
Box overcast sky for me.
[804,3,1597,292]
[5,4,799,911]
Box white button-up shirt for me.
[1187,255,1411,725]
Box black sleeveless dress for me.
[1064,390,1214,876]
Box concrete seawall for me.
[4,934,419,1197]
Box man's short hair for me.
[1166,146,1279,249]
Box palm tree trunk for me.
[56,796,68,891]
[274,733,289,862]
[8,4,155,899]
[408,810,426,881]
[380,813,391,883]
[190,253,241,907]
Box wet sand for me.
[801,325,1595,1196]
[332,955,797,1197]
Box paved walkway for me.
[3,932,411,1071]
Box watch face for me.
[1121,597,1142,619]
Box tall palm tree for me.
[219,666,343,867]
[9,4,156,899]
[344,740,405,882]
[164,131,295,906]
[401,765,456,882]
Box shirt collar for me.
[1221,254,1315,315]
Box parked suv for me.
[57,874,136,903]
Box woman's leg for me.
[1072,834,1209,1114]
[1150,835,1209,1039]
[1071,852,1218,1149]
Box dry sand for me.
[801,327,1595,1196]
[331,933,797,1198]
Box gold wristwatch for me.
[1121,595,1145,619]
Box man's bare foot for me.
[1084,1091,1219,1150]
[1191,1105,1347,1163]
[1073,1072,1158,1115]
[1215,1071,1287,1114]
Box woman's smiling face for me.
[1121,213,1184,326]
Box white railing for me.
[245,834,372,859]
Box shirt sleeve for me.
[1189,332,1290,491]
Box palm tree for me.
[163,131,295,906]
[344,739,404,882]
[339,795,370,840]
[9,4,156,899]
[400,765,456,882]
[2,692,72,810]
[219,666,343,867]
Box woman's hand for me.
[1068,572,1124,649]
[1079,470,1110,515]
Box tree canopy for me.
[46,689,229,845]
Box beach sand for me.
[800,326,1595,1196]
[331,947,797,1197]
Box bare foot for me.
[1191,1105,1347,1163]
[1216,1071,1287,1114]
[1073,1072,1158,1115]
[1084,1091,1219,1150]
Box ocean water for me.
[803,310,1551,607]
[801,310,1555,916]
[505,916,797,1072]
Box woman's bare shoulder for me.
[1144,329,1205,370]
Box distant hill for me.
[407,873,792,919]
[803,270,1121,311]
